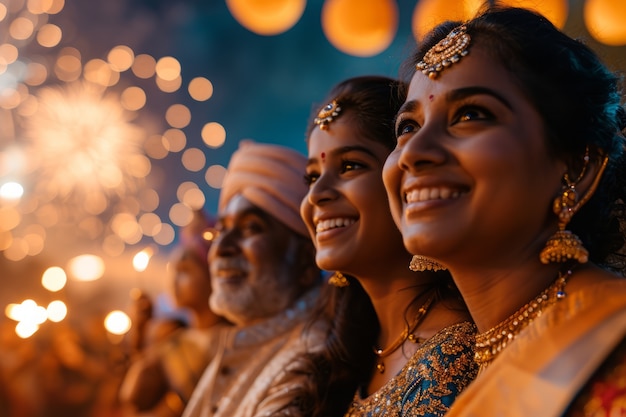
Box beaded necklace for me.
[373,293,436,373]
[474,268,572,372]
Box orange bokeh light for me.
[226,0,306,36]
[322,0,398,57]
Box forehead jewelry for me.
[416,25,471,79]
[314,100,342,130]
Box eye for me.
[454,106,493,123]
[240,217,265,237]
[395,118,420,140]
[303,171,319,186]
[340,159,364,174]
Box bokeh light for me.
[584,0,626,46]
[67,254,105,282]
[104,310,132,335]
[321,0,398,57]
[226,0,306,35]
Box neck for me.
[449,262,563,333]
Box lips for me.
[315,217,356,233]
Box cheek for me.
[382,154,404,222]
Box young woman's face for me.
[301,113,409,275]
[383,46,567,266]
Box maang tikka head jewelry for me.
[540,148,609,264]
[314,100,342,130]
[416,24,471,79]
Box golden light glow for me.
[156,74,182,93]
[10,16,35,40]
[153,222,175,245]
[188,77,214,101]
[131,54,156,79]
[163,128,187,152]
[67,254,105,282]
[37,23,62,47]
[155,56,181,81]
[0,181,24,199]
[412,0,484,41]
[498,0,568,29]
[181,187,206,210]
[104,310,131,335]
[584,0,626,46]
[0,43,18,65]
[226,0,306,36]
[181,148,206,172]
[108,45,135,72]
[201,122,226,148]
[132,247,153,272]
[169,202,193,226]
[24,61,48,86]
[139,212,162,237]
[205,164,227,189]
[321,0,398,57]
[121,86,146,111]
[24,82,146,200]
[41,266,67,292]
[46,300,67,322]
[165,103,191,128]
[84,58,119,87]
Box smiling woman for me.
[296,75,477,417]
[383,5,626,416]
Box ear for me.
[565,149,608,210]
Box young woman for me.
[383,6,626,416]
[298,75,477,416]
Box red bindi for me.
[429,94,434,101]
[321,152,325,161]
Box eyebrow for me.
[396,86,513,119]
[306,145,380,167]
[217,205,271,227]
[447,86,513,110]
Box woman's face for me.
[300,113,410,275]
[383,46,567,266]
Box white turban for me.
[219,141,309,237]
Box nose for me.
[397,124,447,173]
[210,227,239,259]
[306,172,339,206]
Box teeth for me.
[405,187,463,203]
[316,217,356,233]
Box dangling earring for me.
[540,149,609,264]
[328,271,349,287]
[409,255,446,272]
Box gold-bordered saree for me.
[444,280,626,417]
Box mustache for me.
[211,257,248,271]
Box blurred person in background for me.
[120,210,229,417]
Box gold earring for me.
[328,271,349,287]
[540,151,608,264]
[409,255,446,272]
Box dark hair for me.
[306,75,407,151]
[401,6,626,272]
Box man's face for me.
[208,194,305,326]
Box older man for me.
[182,141,324,417]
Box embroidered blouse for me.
[345,321,478,417]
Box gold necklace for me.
[373,293,436,374]
[474,268,572,372]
